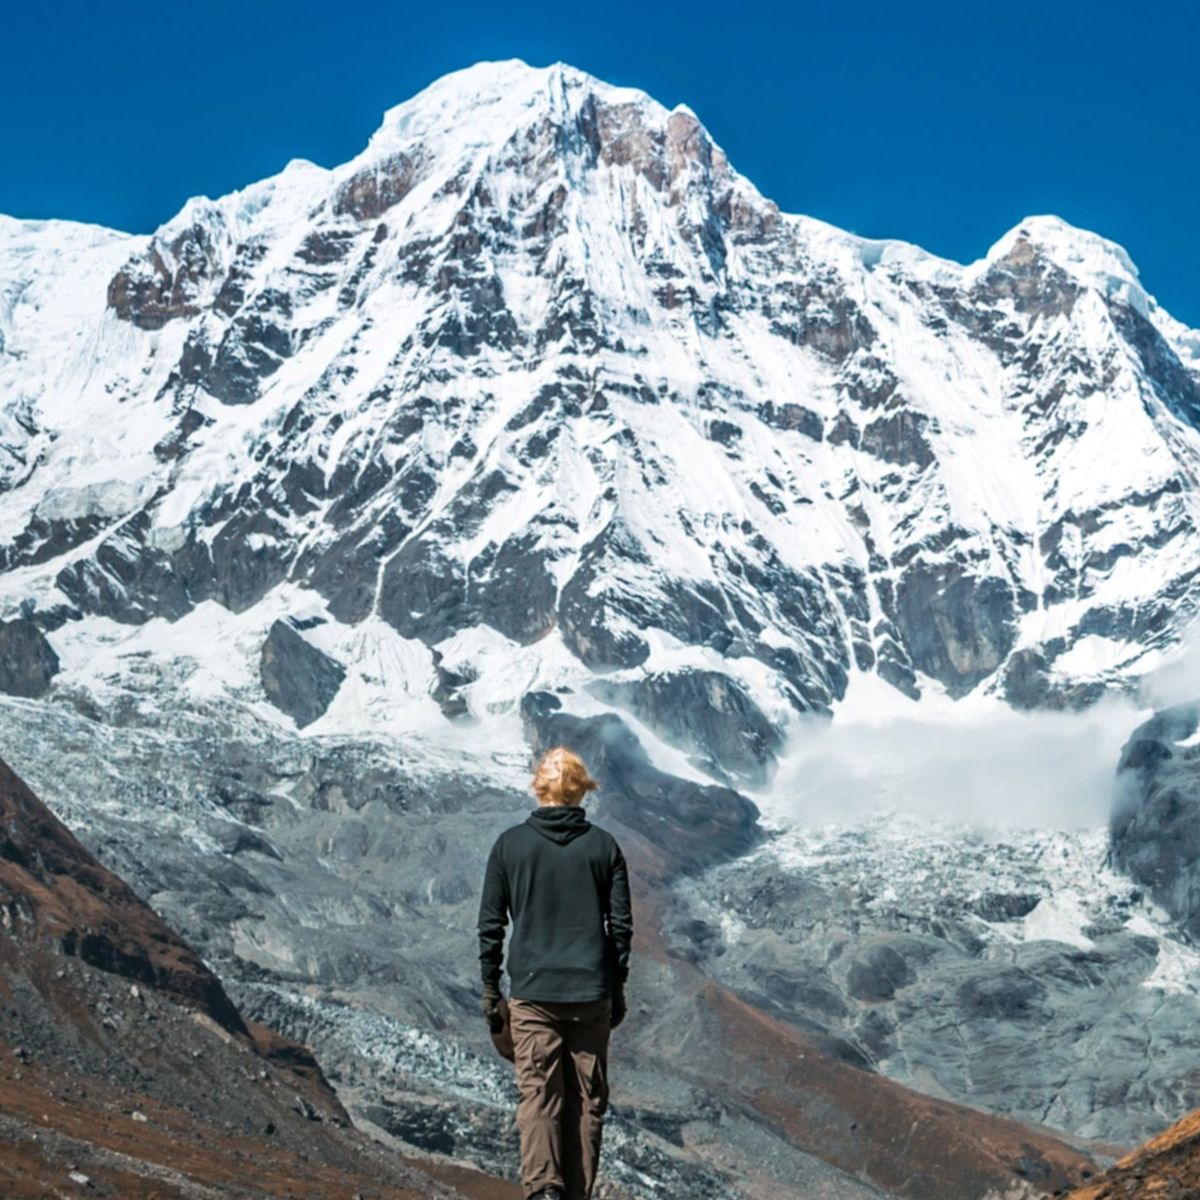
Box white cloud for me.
[1138,621,1200,711]
[765,678,1147,829]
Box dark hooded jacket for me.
[477,805,633,1003]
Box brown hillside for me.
[1057,1105,1200,1199]
[0,755,518,1199]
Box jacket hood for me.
[527,804,591,845]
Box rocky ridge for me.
[1058,1102,1200,1199]
[2,61,1200,775]
[2,56,1200,1197]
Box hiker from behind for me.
[477,746,633,1200]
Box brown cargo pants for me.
[508,997,611,1200]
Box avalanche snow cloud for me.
[772,677,1145,828]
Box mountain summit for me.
[2,60,1196,1197]
[4,60,1198,781]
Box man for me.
[477,745,634,1200]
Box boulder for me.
[0,618,60,698]
[259,620,345,728]
[1110,700,1200,938]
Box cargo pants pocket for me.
[576,1049,608,1118]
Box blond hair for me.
[531,746,598,807]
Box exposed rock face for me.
[3,61,1199,766]
[105,216,224,330]
[260,620,346,728]
[1000,646,1108,712]
[1110,700,1200,938]
[587,669,782,783]
[0,618,59,698]
[520,690,763,877]
[431,649,477,720]
[893,566,1018,699]
[334,150,425,220]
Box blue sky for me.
[5,0,1197,324]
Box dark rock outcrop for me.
[259,620,346,728]
[107,220,223,330]
[1110,700,1200,938]
[893,565,1017,698]
[519,690,762,877]
[1001,645,1107,711]
[587,669,782,783]
[334,151,423,220]
[431,649,477,721]
[0,618,60,698]
[198,290,295,405]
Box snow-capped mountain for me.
[4,59,1200,1198]
[3,59,1200,785]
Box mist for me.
[761,620,1200,831]
[768,692,1147,830]
[1139,626,1200,711]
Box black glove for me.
[610,984,627,1029]
[481,980,505,1033]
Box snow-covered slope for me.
[3,60,1200,786]
[9,61,1200,1189]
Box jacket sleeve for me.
[477,839,509,989]
[606,840,634,985]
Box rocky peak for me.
[983,214,1140,286]
[5,62,1200,786]
[364,60,672,156]
[347,59,751,238]
[967,213,1151,322]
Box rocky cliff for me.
[3,61,1200,770]
[1110,701,1200,939]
